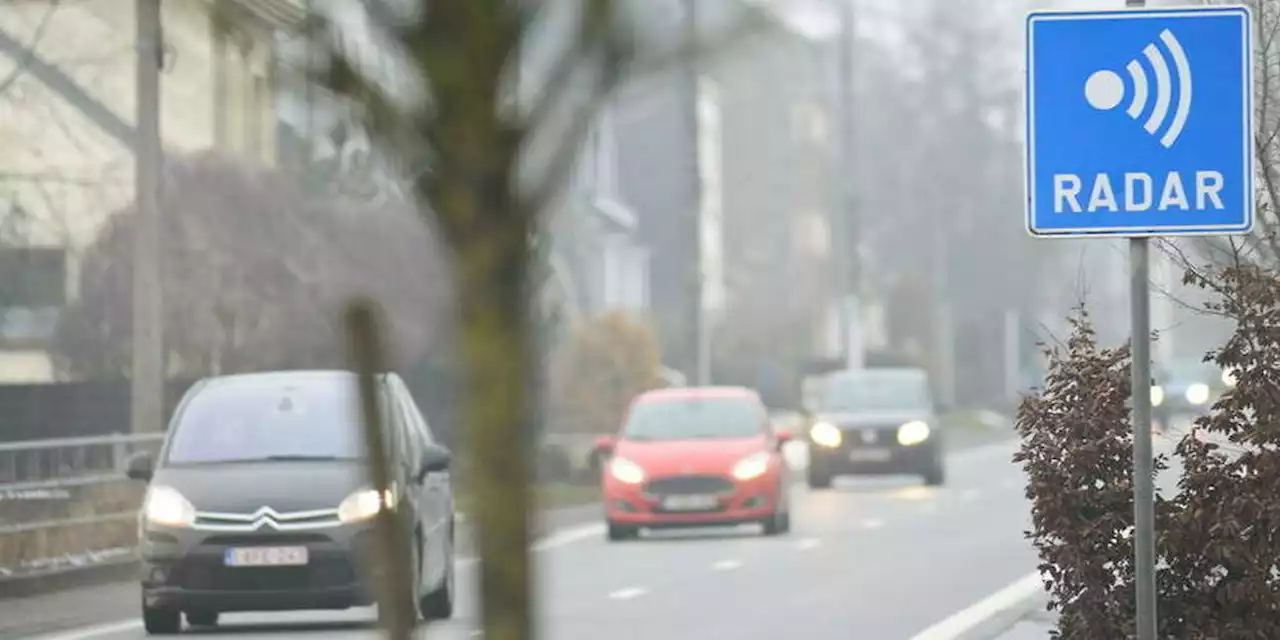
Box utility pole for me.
[682,0,707,385]
[835,0,862,370]
[132,0,164,433]
[1126,2,1158,639]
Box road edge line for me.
[907,571,1044,640]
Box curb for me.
[956,591,1046,640]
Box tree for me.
[312,1,770,636]
[547,310,662,435]
[50,151,448,379]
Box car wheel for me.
[142,599,181,635]
[762,510,790,536]
[185,611,218,627]
[419,524,456,620]
[606,522,637,542]
[806,467,832,490]
[922,458,946,486]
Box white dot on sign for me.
[1084,69,1124,110]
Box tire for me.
[806,467,832,490]
[142,600,181,635]
[185,611,218,627]
[922,457,946,486]
[419,525,455,620]
[762,511,790,536]
[606,522,637,542]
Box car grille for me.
[644,475,735,496]
[174,553,357,591]
[837,424,900,448]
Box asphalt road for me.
[19,429,1039,640]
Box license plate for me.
[849,448,892,462]
[662,494,718,511]
[223,546,309,567]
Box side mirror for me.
[419,445,452,480]
[775,432,793,451]
[125,452,154,482]
[594,436,616,457]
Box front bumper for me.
[603,471,782,528]
[140,522,387,612]
[807,431,940,476]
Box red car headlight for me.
[731,452,771,481]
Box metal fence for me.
[0,433,163,575]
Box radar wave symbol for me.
[1083,29,1192,148]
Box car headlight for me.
[731,452,771,481]
[609,457,646,484]
[897,420,931,446]
[143,486,196,528]
[1222,368,1238,387]
[338,487,397,524]
[1185,383,1210,406]
[809,422,842,448]
[1151,385,1164,407]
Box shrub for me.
[1018,268,1280,637]
[546,310,662,436]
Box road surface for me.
[21,434,1039,640]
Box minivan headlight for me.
[897,421,931,446]
[1151,385,1165,407]
[143,486,196,527]
[809,422,842,448]
[609,457,646,484]
[338,487,397,524]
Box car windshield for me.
[164,376,366,465]
[1162,361,1217,384]
[622,397,764,441]
[817,371,933,413]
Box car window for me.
[818,371,933,413]
[622,396,766,441]
[165,376,368,465]
[393,378,437,445]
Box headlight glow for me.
[609,457,646,484]
[1222,368,1238,387]
[897,420,931,446]
[337,487,397,524]
[1151,385,1165,407]
[1185,383,1210,406]
[143,486,196,527]
[731,452,771,481]
[809,422,842,448]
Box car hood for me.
[614,437,767,476]
[814,410,934,430]
[151,461,368,514]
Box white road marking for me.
[608,586,648,600]
[469,630,483,637]
[711,559,743,571]
[796,538,821,550]
[531,523,605,551]
[961,488,980,501]
[28,620,143,640]
[920,503,939,514]
[862,518,885,529]
[907,571,1043,640]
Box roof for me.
[200,369,364,388]
[636,386,760,401]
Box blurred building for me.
[0,0,286,382]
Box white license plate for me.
[223,546,309,567]
[849,448,892,462]
[662,494,718,511]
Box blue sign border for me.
[1024,6,1256,238]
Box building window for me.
[0,245,67,347]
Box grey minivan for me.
[125,371,455,634]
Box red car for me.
[595,386,793,542]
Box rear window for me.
[622,396,764,441]
[164,377,366,465]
